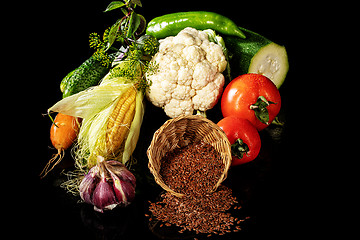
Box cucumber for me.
[60,69,75,93]
[61,55,113,98]
[224,27,289,88]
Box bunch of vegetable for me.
[42,0,288,214]
[42,0,159,211]
[50,61,145,168]
[144,11,287,166]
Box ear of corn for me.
[81,84,139,168]
[105,86,136,157]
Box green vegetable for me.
[224,27,289,88]
[61,55,114,98]
[60,0,148,99]
[146,11,246,39]
[60,69,75,93]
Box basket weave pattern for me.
[147,115,232,197]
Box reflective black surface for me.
[32,122,293,239]
[26,0,309,238]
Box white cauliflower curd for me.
[145,27,228,118]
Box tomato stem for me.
[231,138,249,159]
[250,96,276,125]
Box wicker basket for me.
[147,115,232,197]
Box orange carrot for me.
[40,113,81,178]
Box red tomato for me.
[221,73,281,131]
[217,116,261,165]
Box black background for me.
[17,0,320,238]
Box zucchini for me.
[224,27,289,88]
[61,55,113,98]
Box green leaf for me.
[126,12,140,38]
[104,1,126,12]
[129,0,142,7]
[106,19,121,51]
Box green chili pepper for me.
[146,11,246,39]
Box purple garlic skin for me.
[110,170,135,206]
[79,166,99,205]
[79,158,136,213]
[92,173,118,213]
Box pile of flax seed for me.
[148,141,247,236]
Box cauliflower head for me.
[145,27,227,118]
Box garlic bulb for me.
[79,156,136,213]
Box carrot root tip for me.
[40,149,65,179]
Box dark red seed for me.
[148,140,247,235]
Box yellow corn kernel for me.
[107,86,133,131]
[105,86,136,156]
